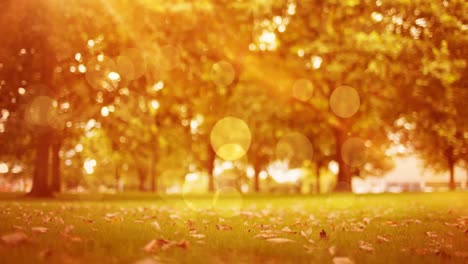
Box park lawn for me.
[0,192,467,264]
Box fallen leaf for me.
[329,246,337,256]
[320,229,328,240]
[38,248,53,259]
[253,233,276,239]
[332,256,354,264]
[358,240,374,252]
[281,227,296,234]
[151,221,161,231]
[377,235,389,243]
[265,238,295,244]
[133,257,163,264]
[176,239,189,249]
[1,232,29,246]
[216,224,233,231]
[189,233,206,239]
[31,227,49,233]
[143,240,159,253]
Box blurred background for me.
[0,0,466,196]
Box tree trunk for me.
[29,131,52,197]
[138,168,146,191]
[446,146,455,190]
[207,147,216,192]
[315,163,321,194]
[115,165,121,192]
[334,128,352,192]
[50,140,62,193]
[150,148,157,193]
[253,163,261,193]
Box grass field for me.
[0,192,467,264]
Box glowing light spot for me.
[210,117,251,161]
[101,106,109,117]
[78,64,86,73]
[278,25,286,32]
[328,161,339,174]
[211,61,235,87]
[259,170,268,180]
[329,86,360,118]
[87,39,95,48]
[185,173,199,182]
[311,56,323,69]
[18,87,26,95]
[83,159,96,174]
[108,71,120,81]
[297,49,305,57]
[258,30,277,50]
[60,102,70,110]
[341,137,367,167]
[273,16,282,25]
[75,53,82,61]
[85,57,117,90]
[276,132,313,167]
[75,144,83,152]
[371,12,383,22]
[292,79,314,101]
[287,2,296,15]
[212,187,243,218]
[0,163,8,174]
[246,166,255,178]
[153,81,164,91]
[150,100,160,110]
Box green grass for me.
[0,192,467,264]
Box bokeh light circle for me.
[329,86,360,118]
[182,181,214,212]
[85,57,117,91]
[341,137,367,167]
[276,132,313,167]
[115,55,136,82]
[212,187,243,218]
[159,45,180,71]
[25,95,57,127]
[292,79,314,101]
[210,117,251,161]
[211,61,235,87]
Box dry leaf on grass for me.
[329,246,337,256]
[281,227,296,234]
[144,239,189,253]
[216,224,233,231]
[151,221,161,231]
[320,229,328,240]
[358,240,374,252]
[133,257,164,264]
[265,238,295,244]
[189,233,206,239]
[253,233,276,239]
[332,256,354,264]
[1,232,29,246]
[376,235,389,243]
[38,248,53,259]
[31,227,49,233]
